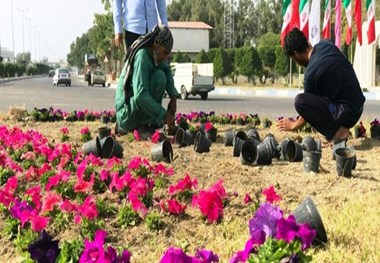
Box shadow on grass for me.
[329,232,360,248]
[353,138,380,151]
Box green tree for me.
[213,47,232,84]
[172,51,192,63]
[194,49,210,63]
[274,46,289,84]
[239,47,262,84]
[0,63,4,78]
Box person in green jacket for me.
[115,25,179,138]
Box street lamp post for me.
[10,0,16,62]
[17,8,28,54]
[25,17,34,62]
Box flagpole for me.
[289,58,292,88]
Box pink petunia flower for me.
[244,194,252,204]
[133,129,141,141]
[80,127,90,135]
[151,130,160,143]
[262,186,281,204]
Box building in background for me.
[168,21,213,59]
[0,48,15,63]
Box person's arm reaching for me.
[276,116,306,131]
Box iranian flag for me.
[343,0,352,45]
[322,0,331,39]
[299,0,310,39]
[335,0,342,48]
[281,0,292,46]
[366,0,376,44]
[309,0,321,46]
[354,0,362,45]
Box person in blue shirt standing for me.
[113,0,168,49]
[276,28,365,145]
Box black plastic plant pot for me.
[279,138,293,161]
[334,147,356,177]
[101,115,110,124]
[224,130,235,146]
[175,128,193,147]
[82,137,102,157]
[331,140,347,161]
[302,135,317,151]
[233,130,247,144]
[194,132,211,153]
[302,150,321,173]
[263,135,280,159]
[205,128,217,143]
[292,197,328,247]
[151,140,173,163]
[255,142,272,165]
[100,137,114,158]
[287,142,303,162]
[247,128,260,142]
[98,126,111,140]
[233,136,245,157]
[240,140,258,165]
[111,139,124,159]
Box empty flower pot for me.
[255,142,272,165]
[278,138,292,160]
[82,137,102,157]
[302,136,317,151]
[224,130,235,146]
[331,140,346,160]
[100,137,124,159]
[98,126,112,140]
[240,140,258,165]
[151,139,173,163]
[287,142,303,162]
[233,136,246,157]
[233,130,248,145]
[302,150,321,173]
[175,128,193,147]
[205,128,217,143]
[247,128,260,142]
[335,147,356,177]
[263,135,280,159]
[370,125,380,139]
[292,197,328,247]
[194,132,211,153]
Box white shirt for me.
[113,0,168,35]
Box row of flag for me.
[281,0,376,48]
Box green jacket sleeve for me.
[132,50,167,122]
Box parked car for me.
[48,70,55,77]
[91,70,106,87]
[53,68,71,86]
[171,63,214,100]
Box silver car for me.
[53,68,71,86]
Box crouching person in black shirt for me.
[276,28,365,145]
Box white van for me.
[171,63,215,100]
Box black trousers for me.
[294,93,363,140]
[124,30,142,48]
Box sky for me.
[0,0,106,62]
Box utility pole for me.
[25,17,34,61]
[223,0,235,48]
[17,8,28,54]
[11,0,16,62]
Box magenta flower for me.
[79,229,107,263]
[168,174,198,195]
[195,249,219,262]
[276,215,316,250]
[244,194,252,204]
[40,191,63,214]
[262,186,281,204]
[80,127,90,135]
[160,247,196,263]
[133,129,141,141]
[29,210,50,232]
[151,130,160,143]
[192,190,223,223]
[79,196,98,220]
[160,199,187,215]
[60,127,69,135]
[204,122,214,132]
[10,199,33,220]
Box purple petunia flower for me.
[160,247,198,263]
[28,230,61,263]
[10,199,33,220]
[248,203,283,238]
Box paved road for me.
[0,76,378,120]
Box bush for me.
[26,65,37,76]
[194,49,210,63]
[0,63,5,78]
[4,63,16,78]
